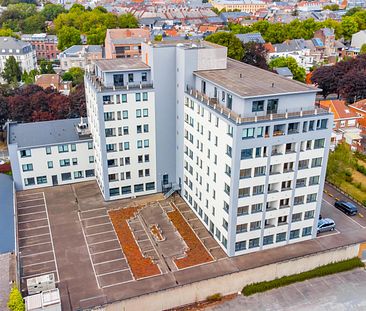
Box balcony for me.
[185,86,329,125]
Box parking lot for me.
[16,191,59,291]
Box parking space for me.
[16,192,59,291]
[78,207,134,289]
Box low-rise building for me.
[351,30,366,49]
[34,74,72,95]
[59,45,103,71]
[209,0,267,13]
[0,37,37,82]
[7,118,95,191]
[21,33,59,60]
[104,29,150,59]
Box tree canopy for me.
[205,32,244,60]
[62,67,84,86]
[242,42,269,70]
[269,56,306,82]
[57,26,82,51]
[2,56,22,84]
[7,286,24,311]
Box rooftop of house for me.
[0,37,33,54]
[60,45,103,56]
[8,118,91,149]
[272,38,308,53]
[194,58,318,98]
[349,99,366,112]
[320,100,361,120]
[35,74,61,86]
[274,67,293,78]
[0,174,14,254]
[106,28,150,45]
[235,32,265,44]
[94,58,150,72]
[21,33,58,42]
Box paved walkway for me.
[209,269,366,311]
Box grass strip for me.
[242,257,364,296]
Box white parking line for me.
[17,192,44,198]
[101,279,134,289]
[22,260,55,268]
[18,218,47,224]
[317,229,341,238]
[89,239,118,246]
[86,230,115,237]
[18,204,45,210]
[21,271,56,280]
[19,233,50,240]
[18,211,45,217]
[19,241,51,249]
[21,250,53,258]
[94,258,125,266]
[136,238,150,242]
[17,198,45,203]
[19,225,49,232]
[81,208,107,213]
[85,222,112,228]
[97,268,130,277]
[81,215,108,221]
[91,248,121,256]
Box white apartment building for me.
[7,119,95,190]
[8,40,333,257]
[0,37,37,82]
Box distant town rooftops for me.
[194,58,318,98]
[8,118,91,149]
[95,58,150,72]
[0,37,33,54]
[21,33,58,43]
[235,33,265,44]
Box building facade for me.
[59,45,103,71]
[7,119,95,191]
[21,34,59,60]
[209,0,267,13]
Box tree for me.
[338,69,366,102]
[2,56,21,84]
[0,28,18,38]
[323,4,339,11]
[269,56,306,82]
[57,26,81,51]
[39,60,55,74]
[154,34,163,41]
[118,13,138,28]
[341,16,359,40]
[344,7,363,17]
[311,65,337,98]
[242,42,269,70]
[41,4,66,21]
[360,44,366,55]
[21,14,46,34]
[7,286,25,311]
[205,32,244,61]
[21,69,39,84]
[62,67,84,86]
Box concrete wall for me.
[102,243,361,311]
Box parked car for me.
[317,218,335,234]
[334,200,358,216]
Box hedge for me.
[242,257,364,296]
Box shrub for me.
[206,293,222,302]
[7,286,25,311]
[363,200,366,207]
[242,257,364,296]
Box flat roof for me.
[8,118,91,149]
[0,174,14,254]
[194,58,319,98]
[95,58,150,72]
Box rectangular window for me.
[241,148,253,160]
[236,224,247,233]
[36,176,47,184]
[46,147,51,155]
[134,184,144,192]
[124,142,130,150]
[238,187,250,198]
[137,140,143,149]
[20,149,31,158]
[122,186,131,195]
[73,171,83,179]
[235,241,246,251]
[142,92,148,101]
[253,185,264,195]
[110,188,120,197]
[60,159,70,167]
[22,164,33,172]
[135,93,141,102]
[311,157,322,167]
[242,128,255,139]
[122,110,128,119]
[58,144,69,153]
[24,177,35,186]
[61,172,71,181]
[88,142,93,150]
[71,144,76,152]
[237,205,248,216]
[263,235,274,245]
[128,73,134,83]
[304,210,315,219]
[72,158,78,165]
[224,183,230,195]
[290,229,300,239]
[143,109,148,117]
[302,226,312,236]
[226,145,232,157]
[240,168,251,179]
[251,203,262,213]
[121,94,127,103]
[104,112,115,121]
[252,100,264,112]
[85,169,95,177]
[248,238,260,249]
[141,72,147,82]
[292,212,302,222]
[314,138,325,149]
[144,139,149,148]
[276,232,286,242]
[254,166,266,176]
[222,219,228,231]
[47,161,53,169]
[309,175,320,185]
[267,99,278,114]
[294,195,304,205]
[307,193,317,203]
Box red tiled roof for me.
[320,100,359,120]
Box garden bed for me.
[167,204,212,269]
[109,207,160,279]
[150,224,165,242]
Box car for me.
[317,218,335,234]
[334,200,358,216]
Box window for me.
[134,184,144,192]
[296,178,306,188]
[292,213,302,222]
[251,203,262,213]
[223,201,229,213]
[242,128,255,139]
[88,142,93,150]
[236,224,247,233]
[142,92,148,101]
[302,226,312,236]
[22,164,33,172]
[311,157,322,167]
[226,145,232,157]
[110,188,120,197]
[36,176,47,184]
[128,73,134,83]
[146,182,155,191]
[276,232,286,242]
[253,185,264,195]
[307,193,317,203]
[304,210,315,219]
[143,109,148,117]
[263,235,274,245]
[72,158,78,165]
[71,144,76,152]
[124,142,130,150]
[267,99,278,114]
[257,126,264,137]
[46,147,51,155]
[58,144,68,153]
[142,72,147,82]
[294,195,304,205]
[20,149,31,158]
[254,166,266,176]
[318,119,328,129]
[255,147,261,158]
[114,74,124,86]
[60,159,70,167]
[74,171,83,179]
[135,93,141,102]
[224,183,230,195]
[122,186,131,194]
[240,168,251,179]
[225,164,231,177]
[238,187,250,198]
[104,112,115,121]
[309,176,320,185]
[85,169,95,177]
[122,110,128,119]
[222,219,228,231]
[314,138,325,149]
[61,172,71,181]
[298,159,309,170]
[235,241,246,251]
[241,148,253,160]
[145,154,150,162]
[227,93,232,109]
[137,140,143,149]
[144,140,149,148]
[248,238,260,249]
[290,229,300,239]
[24,177,35,186]
[121,94,127,103]
[252,100,264,112]
[143,124,149,133]
[222,236,227,249]
[47,161,53,169]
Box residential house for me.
[351,30,366,49]
[349,99,366,153]
[21,33,59,60]
[235,33,265,44]
[34,74,72,95]
[313,28,336,60]
[209,0,268,13]
[58,45,103,71]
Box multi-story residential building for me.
[0,37,37,82]
[7,119,95,190]
[59,45,103,71]
[21,33,59,60]
[9,40,333,257]
[104,29,150,59]
[209,0,267,13]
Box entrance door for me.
[52,175,58,186]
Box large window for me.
[20,149,31,158]
[146,182,155,191]
[252,100,264,112]
[58,144,68,153]
[276,232,286,242]
[235,241,246,251]
[236,224,247,233]
[74,171,83,179]
[263,235,274,245]
[242,128,255,139]
[113,74,124,86]
[267,99,278,114]
[110,188,120,197]
[290,229,300,239]
[241,148,253,160]
[248,238,260,248]
[22,164,33,172]
[311,157,322,167]
[36,176,47,184]
[314,138,325,149]
[238,187,250,198]
[24,177,35,186]
[61,172,71,181]
[60,159,70,167]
